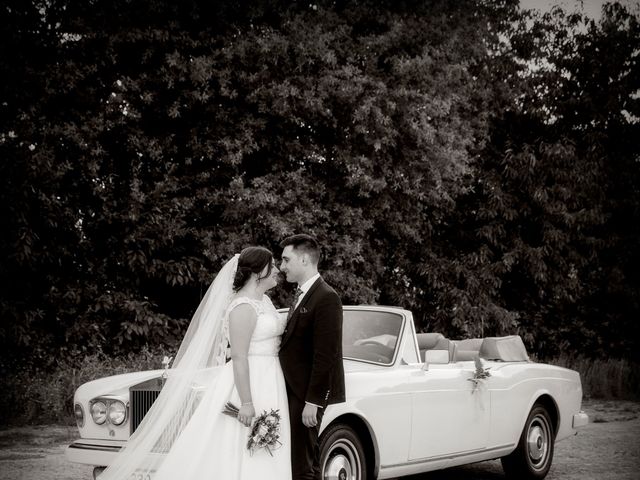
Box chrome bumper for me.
[572,411,589,429]
[65,439,124,466]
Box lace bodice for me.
[225,295,287,356]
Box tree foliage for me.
[451,2,640,357]
[1,0,638,370]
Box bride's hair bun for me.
[232,246,274,292]
[232,266,253,291]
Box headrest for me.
[479,335,529,361]
[416,333,445,350]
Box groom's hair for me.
[280,234,321,265]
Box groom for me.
[279,234,345,480]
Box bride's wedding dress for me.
[152,295,291,480]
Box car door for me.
[407,361,490,460]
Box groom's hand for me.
[302,403,318,428]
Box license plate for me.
[128,472,154,480]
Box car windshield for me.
[342,309,404,365]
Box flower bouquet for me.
[222,403,282,456]
[468,355,491,393]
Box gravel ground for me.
[0,400,638,480]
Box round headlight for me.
[107,400,127,426]
[90,401,107,425]
[74,403,84,428]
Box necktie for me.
[287,287,303,321]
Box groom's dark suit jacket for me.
[279,277,345,406]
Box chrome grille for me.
[130,377,163,434]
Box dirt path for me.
[0,400,638,480]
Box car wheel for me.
[319,423,368,480]
[501,403,555,479]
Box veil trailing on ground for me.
[99,254,239,480]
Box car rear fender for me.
[520,390,560,438]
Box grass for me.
[545,354,640,400]
[0,425,78,448]
[0,346,166,426]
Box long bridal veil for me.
[99,254,239,480]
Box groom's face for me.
[280,245,304,284]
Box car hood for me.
[75,369,165,402]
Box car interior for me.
[417,333,529,363]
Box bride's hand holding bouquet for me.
[237,402,256,427]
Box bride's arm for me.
[228,303,257,426]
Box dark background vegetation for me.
[1,0,639,424]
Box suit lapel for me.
[281,277,323,347]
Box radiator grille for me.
[130,378,163,434]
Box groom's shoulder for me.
[318,278,342,302]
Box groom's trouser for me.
[287,386,326,480]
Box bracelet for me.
[241,401,253,406]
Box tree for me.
[2,0,637,368]
[445,2,640,357]
[0,0,499,365]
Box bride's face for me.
[258,260,280,291]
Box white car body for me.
[66,306,588,479]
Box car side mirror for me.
[423,349,450,371]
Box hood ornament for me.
[161,355,173,386]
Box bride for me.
[98,247,291,479]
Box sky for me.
[519,0,640,19]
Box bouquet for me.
[468,355,491,393]
[222,403,282,456]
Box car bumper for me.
[65,439,125,466]
[572,411,589,429]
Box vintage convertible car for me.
[66,305,588,480]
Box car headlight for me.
[107,400,127,426]
[74,403,84,428]
[90,401,107,425]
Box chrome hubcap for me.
[323,439,361,480]
[527,415,550,469]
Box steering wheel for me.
[359,340,390,348]
[358,340,393,358]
